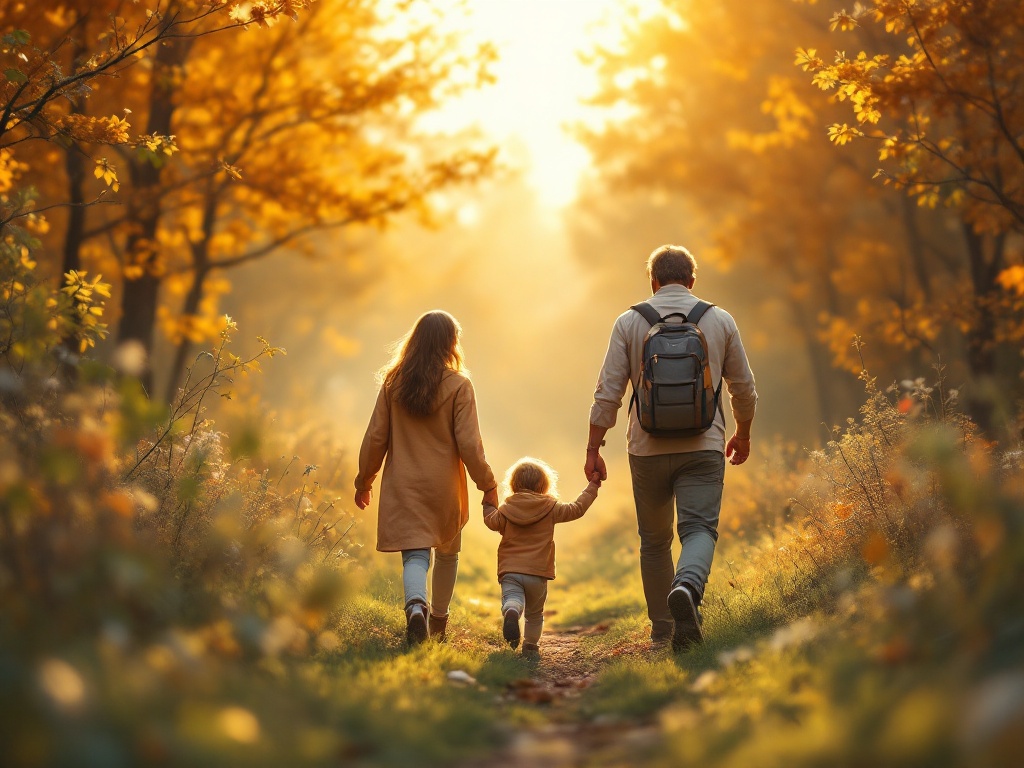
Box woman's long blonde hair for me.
[379,311,465,416]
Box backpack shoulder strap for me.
[630,302,662,327]
[686,300,716,326]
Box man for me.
[586,244,757,651]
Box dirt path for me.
[463,625,658,768]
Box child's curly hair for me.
[503,457,558,499]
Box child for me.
[483,458,600,655]
[355,311,498,646]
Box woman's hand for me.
[354,489,372,509]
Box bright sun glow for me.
[422,0,655,209]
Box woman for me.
[354,310,497,645]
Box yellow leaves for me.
[829,10,859,32]
[62,270,112,302]
[794,47,822,72]
[256,335,286,358]
[139,133,178,157]
[60,271,111,352]
[878,135,901,161]
[220,160,243,181]
[827,123,864,145]
[94,159,119,192]
[0,148,28,194]
[811,68,838,90]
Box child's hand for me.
[590,472,602,487]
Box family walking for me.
[354,245,758,654]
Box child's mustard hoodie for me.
[483,480,599,580]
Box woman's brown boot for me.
[428,613,448,642]
[405,599,428,646]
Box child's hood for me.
[499,491,557,525]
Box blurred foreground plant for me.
[0,254,359,765]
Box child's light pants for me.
[401,540,459,618]
[500,573,548,645]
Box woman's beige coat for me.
[355,370,496,553]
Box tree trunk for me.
[899,195,932,302]
[960,223,1006,433]
[59,34,90,277]
[116,36,191,393]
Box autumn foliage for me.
[579,0,1023,432]
[2,1,1023,766]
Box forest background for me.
[1,0,1022,766]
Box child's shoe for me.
[521,642,540,658]
[405,599,428,646]
[667,584,703,652]
[502,608,521,649]
[428,613,449,642]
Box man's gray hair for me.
[647,244,697,285]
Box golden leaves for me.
[93,158,119,192]
[794,47,822,72]
[56,114,132,145]
[61,270,112,352]
[0,147,27,194]
[829,10,859,32]
[827,123,864,145]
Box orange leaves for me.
[56,113,132,145]
[997,266,1024,298]
[804,0,1024,253]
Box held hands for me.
[725,434,751,465]
[584,449,608,483]
[482,486,499,508]
[590,472,602,488]
[354,489,372,510]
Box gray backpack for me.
[628,300,723,437]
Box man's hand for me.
[725,434,751,465]
[585,449,607,482]
[482,486,499,507]
[354,489,372,509]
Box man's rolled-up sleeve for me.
[722,320,757,423]
[589,317,632,429]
